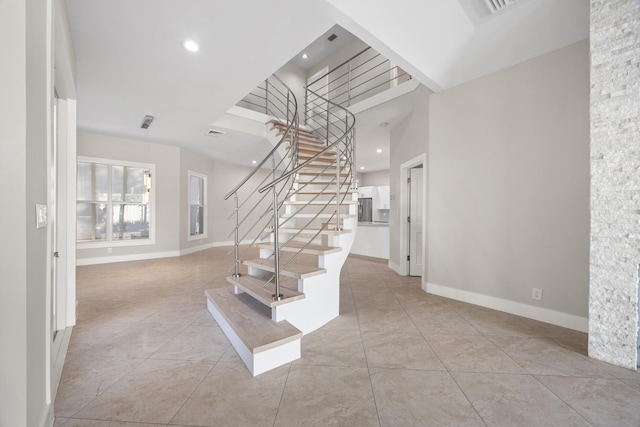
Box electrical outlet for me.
[532,288,543,301]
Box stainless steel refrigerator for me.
[358,197,372,222]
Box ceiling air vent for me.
[327,33,338,42]
[484,0,518,14]
[206,128,227,136]
[140,115,154,129]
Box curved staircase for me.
[205,75,356,375]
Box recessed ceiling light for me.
[376,149,382,153]
[252,160,257,164]
[360,166,365,170]
[302,53,308,60]
[183,39,199,52]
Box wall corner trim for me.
[424,282,588,333]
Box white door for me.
[49,99,59,336]
[408,167,423,276]
[54,98,77,329]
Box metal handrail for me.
[305,45,411,115]
[224,77,296,201]
[225,74,299,300]
[228,74,356,303]
[307,46,371,89]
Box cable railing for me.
[227,75,355,302]
[259,87,355,270]
[305,46,411,118]
[224,74,299,300]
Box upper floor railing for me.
[305,46,411,119]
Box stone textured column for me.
[589,0,640,369]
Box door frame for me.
[398,153,427,277]
[49,97,77,406]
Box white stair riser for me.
[207,299,301,376]
[273,269,340,334]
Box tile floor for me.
[54,247,640,426]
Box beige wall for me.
[427,40,589,317]
[75,132,274,263]
[358,169,390,187]
[179,148,216,251]
[0,0,75,424]
[389,85,430,268]
[0,1,29,425]
[76,132,181,260]
[274,62,307,122]
[210,161,273,245]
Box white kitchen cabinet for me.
[358,186,374,199]
[375,186,390,209]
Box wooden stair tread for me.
[283,200,358,205]
[205,288,302,354]
[281,213,357,219]
[299,161,343,168]
[257,241,341,255]
[270,122,317,139]
[226,275,304,308]
[290,189,357,195]
[296,134,323,144]
[280,133,323,145]
[296,150,337,159]
[294,179,351,185]
[244,258,326,279]
[265,226,352,235]
[298,170,350,177]
[298,168,351,174]
[297,146,336,155]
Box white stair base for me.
[273,268,340,334]
[205,291,302,376]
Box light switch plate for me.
[36,204,47,229]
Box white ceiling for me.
[65,0,588,171]
[288,25,357,71]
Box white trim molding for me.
[180,242,215,256]
[399,153,428,277]
[76,250,180,266]
[187,170,208,241]
[388,260,402,275]
[424,281,588,333]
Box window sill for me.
[77,238,156,249]
[187,234,208,242]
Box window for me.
[188,171,207,240]
[77,157,155,246]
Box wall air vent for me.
[140,115,154,129]
[206,128,227,136]
[484,0,518,14]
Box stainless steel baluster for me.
[272,185,282,301]
[233,193,240,278]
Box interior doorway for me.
[408,166,424,276]
[398,153,427,278]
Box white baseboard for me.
[424,281,588,333]
[388,260,402,275]
[180,242,215,255]
[76,241,253,266]
[76,250,180,266]
[211,239,262,248]
[212,240,235,247]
